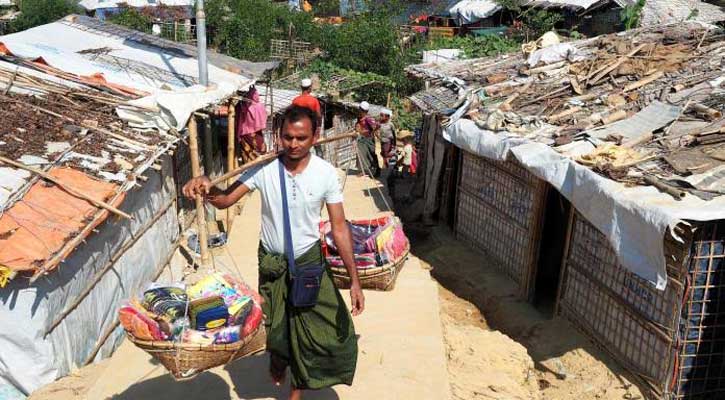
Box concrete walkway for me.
[80,174,451,400]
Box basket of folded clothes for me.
[321,214,410,291]
[120,273,266,380]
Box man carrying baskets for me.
[182,106,364,399]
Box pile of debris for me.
[410,23,725,200]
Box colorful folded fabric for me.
[181,329,215,346]
[213,325,242,344]
[229,296,253,326]
[142,286,188,323]
[119,303,165,341]
[189,296,228,331]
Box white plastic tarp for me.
[0,17,253,131]
[0,159,182,396]
[448,0,502,24]
[79,0,194,11]
[443,119,725,290]
[423,49,463,64]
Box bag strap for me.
[278,159,297,275]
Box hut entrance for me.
[531,187,571,315]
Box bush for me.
[106,7,152,33]
[10,0,80,32]
[426,35,519,59]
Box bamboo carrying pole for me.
[188,117,210,266]
[209,132,358,187]
[226,100,237,232]
[0,156,132,220]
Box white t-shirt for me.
[238,155,343,258]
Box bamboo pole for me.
[44,199,176,337]
[83,242,179,366]
[587,43,647,86]
[188,117,210,267]
[0,156,132,220]
[210,132,358,186]
[226,100,237,233]
[623,70,664,93]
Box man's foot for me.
[270,355,286,386]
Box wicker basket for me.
[126,325,267,380]
[329,244,410,291]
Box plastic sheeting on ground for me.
[0,15,253,131]
[444,119,725,290]
[0,157,182,395]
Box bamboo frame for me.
[188,117,210,266]
[226,100,237,233]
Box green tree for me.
[621,0,645,30]
[11,0,80,32]
[106,7,152,33]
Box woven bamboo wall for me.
[320,115,356,169]
[558,213,684,394]
[454,151,547,295]
[675,221,725,399]
[555,213,725,399]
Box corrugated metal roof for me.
[641,0,725,26]
[409,85,463,114]
[79,0,195,11]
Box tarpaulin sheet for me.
[0,16,253,131]
[448,0,501,24]
[444,119,725,290]
[0,157,182,395]
[0,167,123,273]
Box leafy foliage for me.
[495,0,563,39]
[620,0,645,30]
[10,0,80,32]
[205,0,320,61]
[107,7,152,33]
[426,35,519,59]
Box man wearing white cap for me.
[355,101,381,177]
[292,78,321,118]
[378,108,396,168]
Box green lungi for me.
[258,242,358,389]
[357,136,379,175]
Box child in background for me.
[395,130,416,177]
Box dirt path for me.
[30,173,451,400]
[415,225,645,400]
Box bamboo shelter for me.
[407,22,725,399]
[0,15,277,396]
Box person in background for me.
[355,101,380,177]
[292,78,321,120]
[378,108,396,168]
[396,130,416,177]
[236,85,268,162]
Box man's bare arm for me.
[182,177,251,209]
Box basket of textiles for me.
[321,214,410,291]
[120,273,266,380]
